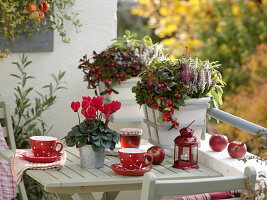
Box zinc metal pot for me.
[79,145,105,169]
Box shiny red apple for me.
[227,141,247,159]
[209,134,228,152]
[147,146,165,165]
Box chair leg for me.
[18,180,28,200]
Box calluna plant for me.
[78,31,165,96]
[132,55,225,128]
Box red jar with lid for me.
[119,128,142,148]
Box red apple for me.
[227,141,247,159]
[209,134,228,152]
[147,146,165,165]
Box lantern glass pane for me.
[175,145,179,160]
[192,146,198,163]
[181,147,190,162]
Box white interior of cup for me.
[119,148,145,153]
[30,136,57,141]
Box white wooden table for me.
[0,143,223,200]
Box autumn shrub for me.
[133,0,267,93]
[215,44,267,158]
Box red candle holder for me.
[173,126,199,169]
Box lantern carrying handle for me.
[186,120,195,128]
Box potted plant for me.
[132,56,225,147]
[63,96,121,168]
[78,31,164,96]
[78,31,164,122]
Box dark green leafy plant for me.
[63,96,121,152]
[0,0,82,43]
[132,55,225,128]
[78,31,164,96]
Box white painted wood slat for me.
[0,108,5,118]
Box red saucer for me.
[111,163,152,176]
[22,151,63,163]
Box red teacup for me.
[118,148,153,170]
[30,136,63,157]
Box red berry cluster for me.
[78,47,142,96]
[132,60,189,128]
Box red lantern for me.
[173,126,199,169]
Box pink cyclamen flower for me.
[82,96,91,101]
[100,103,112,118]
[83,106,97,119]
[71,101,80,112]
[90,96,104,110]
[82,99,91,110]
[110,101,121,113]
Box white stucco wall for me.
[0,1,144,198]
[0,0,118,139]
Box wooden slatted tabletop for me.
[0,142,223,200]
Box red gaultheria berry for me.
[175,93,182,98]
[151,77,156,81]
[107,89,112,95]
[95,74,99,78]
[168,101,173,105]
[95,67,99,71]
[148,99,154,104]
[90,68,95,72]
[147,82,153,86]
[148,90,152,94]
[71,101,80,112]
[151,105,159,109]
[116,74,120,78]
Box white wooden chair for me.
[141,166,257,200]
[0,101,28,200]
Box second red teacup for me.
[30,136,63,157]
[118,148,153,170]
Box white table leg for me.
[101,191,119,200]
[56,193,73,200]
[77,193,96,200]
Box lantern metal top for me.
[174,127,199,145]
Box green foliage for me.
[11,54,67,149]
[78,31,164,96]
[0,0,82,43]
[63,118,119,152]
[195,0,267,93]
[132,56,225,128]
[10,54,66,200]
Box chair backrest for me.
[0,101,16,150]
[141,166,257,200]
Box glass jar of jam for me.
[119,128,142,148]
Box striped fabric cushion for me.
[164,191,240,200]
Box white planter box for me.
[98,77,144,122]
[143,97,211,148]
